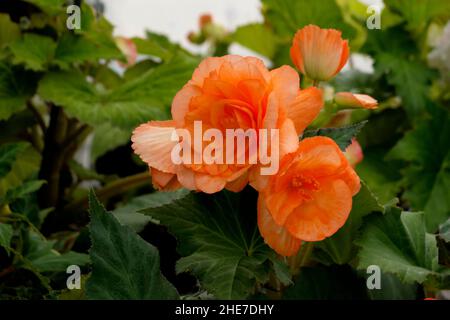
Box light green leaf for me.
[262,0,356,40]
[91,123,130,160]
[315,182,383,265]
[387,106,450,232]
[9,34,57,71]
[303,121,367,151]
[140,189,273,299]
[113,189,189,232]
[232,23,278,59]
[0,14,21,49]
[356,208,439,284]
[86,190,179,299]
[384,0,450,32]
[38,52,198,129]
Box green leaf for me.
[22,0,66,15]
[356,149,403,204]
[113,189,189,232]
[387,106,450,232]
[315,182,384,265]
[1,180,46,205]
[0,63,39,121]
[54,33,123,69]
[232,24,278,59]
[0,143,41,197]
[133,31,184,61]
[23,232,89,273]
[284,265,366,299]
[439,218,450,243]
[91,123,130,160]
[0,142,28,178]
[0,14,21,49]
[38,52,198,129]
[0,223,13,251]
[86,190,179,299]
[140,188,273,299]
[262,0,356,40]
[355,208,440,284]
[302,121,367,151]
[384,0,450,32]
[9,34,57,71]
[376,53,434,120]
[366,271,418,300]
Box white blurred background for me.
[102,0,383,56]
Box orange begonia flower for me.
[344,138,364,167]
[290,25,349,82]
[258,136,360,256]
[132,55,323,194]
[335,92,378,109]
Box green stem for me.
[288,241,314,276]
[63,171,151,216]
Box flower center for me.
[291,174,320,200]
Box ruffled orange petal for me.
[287,87,324,134]
[194,173,227,194]
[225,170,249,192]
[151,168,182,191]
[131,120,178,173]
[269,65,300,109]
[285,179,352,241]
[258,196,301,257]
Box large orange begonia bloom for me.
[290,25,349,82]
[132,55,323,194]
[258,136,360,256]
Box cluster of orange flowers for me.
[132,25,377,256]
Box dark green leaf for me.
[140,188,272,299]
[0,142,28,178]
[0,63,39,121]
[284,265,366,299]
[23,232,89,273]
[356,207,440,284]
[387,106,450,232]
[0,143,41,197]
[113,189,189,232]
[302,121,367,151]
[86,190,179,299]
[22,0,66,15]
